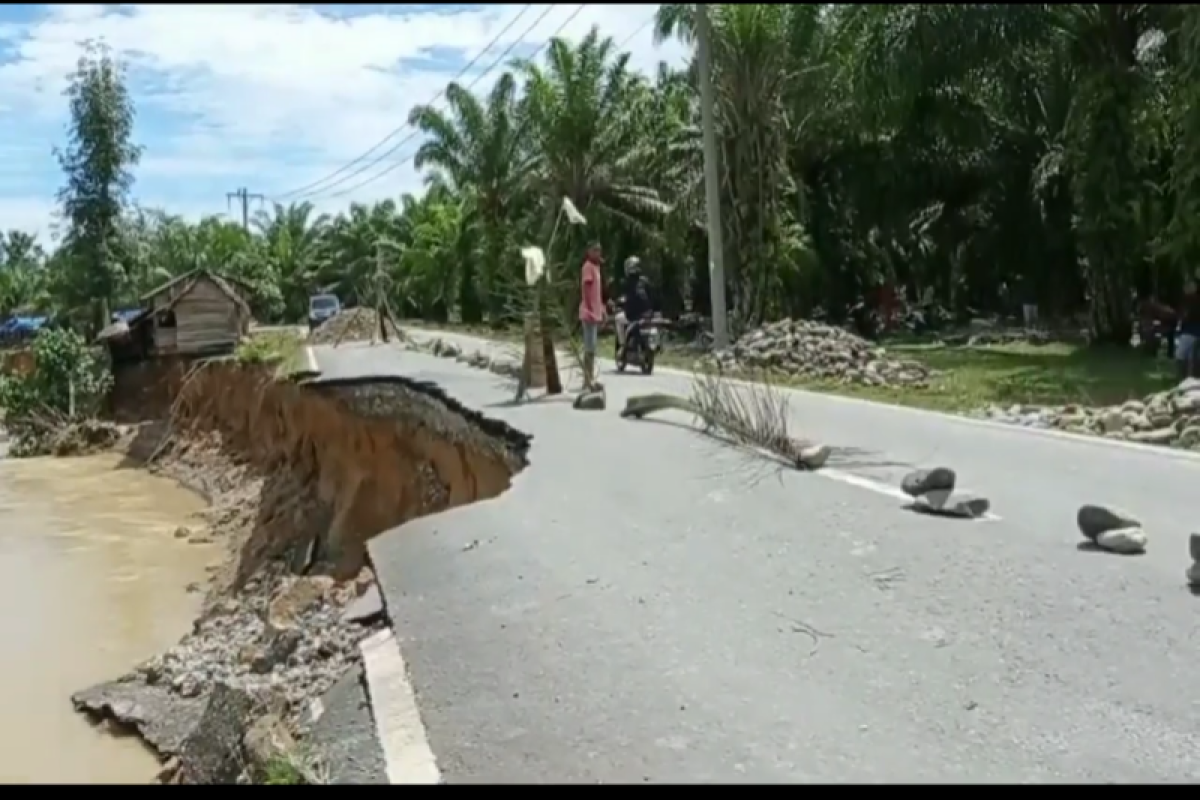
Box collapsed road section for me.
[71,353,531,784]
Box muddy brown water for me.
[0,450,218,784]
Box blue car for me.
[308,294,341,330]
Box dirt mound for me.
[307,308,405,346]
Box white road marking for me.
[359,628,441,785]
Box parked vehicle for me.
[308,294,341,331]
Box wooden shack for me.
[136,269,251,357]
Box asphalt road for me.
[314,338,1200,783]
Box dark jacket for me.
[622,272,651,319]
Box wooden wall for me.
[153,278,247,355]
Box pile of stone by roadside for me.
[696,319,934,388]
[308,308,405,346]
[974,377,1200,450]
[72,565,384,784]
[409,336,525,382]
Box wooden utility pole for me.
[226,187,265,230]
[372,240,400,344]
[697,3,729,349]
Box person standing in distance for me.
[579,241,606,392]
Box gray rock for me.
[248,627,302,675]
[1191,533,1200,563]
[573,390,606,411]
[900,467,956,498]
[1076,504,1141,541]
[796,444,831,470]
[1187,562,1200,587]
[1093,527,1148,555]
[911,492,990,519]
[342,584,385,626]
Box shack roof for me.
[140,268,250,315]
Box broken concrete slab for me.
[71,676,208,758]
[341,583,385,626]
[177,684,256,785]
[910,492,991,519]
[307,665,388,785]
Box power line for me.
[313,3,578,202]
[271,4,544,203]
[318,4,591,202]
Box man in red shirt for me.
[579,241,606,391]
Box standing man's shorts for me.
[581,322,599,354]
[1177,333,1197,362]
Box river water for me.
[0,450,218,784]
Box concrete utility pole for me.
[226,187,265,231]
[696,3,729,349]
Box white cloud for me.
[0,4,689,241]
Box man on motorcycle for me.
[615,256,652,357]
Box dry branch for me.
[620,369,831,471]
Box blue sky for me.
[0,4,685,241]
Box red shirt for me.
[579,258,604,323]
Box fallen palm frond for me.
[620,367,831,471]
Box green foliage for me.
[0,329,113,454]
[54,40,143,332]
[13,8,1200,351]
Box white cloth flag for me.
[521,246,546,287]
[561,196,587,226]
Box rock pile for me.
[413,336,524,381]
[900,466,991,518]
[1076,504,1147,554]
[696,319,933,388]
[73,565,382,780]
[307,308,405,345]
[976,377,1200,449]
[140,568,379,708]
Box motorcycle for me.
[615,310,661,375]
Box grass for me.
[235,330,307,377]
[407,319,1178,413]
[661,340,1178,412]
[259,749,329,785]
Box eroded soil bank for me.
[73,357,531,784]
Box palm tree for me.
[409,72,529,322]
[252,201,329,321]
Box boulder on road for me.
[796,444,831,470]
[573,390,606,411]
[1076,504,1141,541]
[900,467,956,498]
